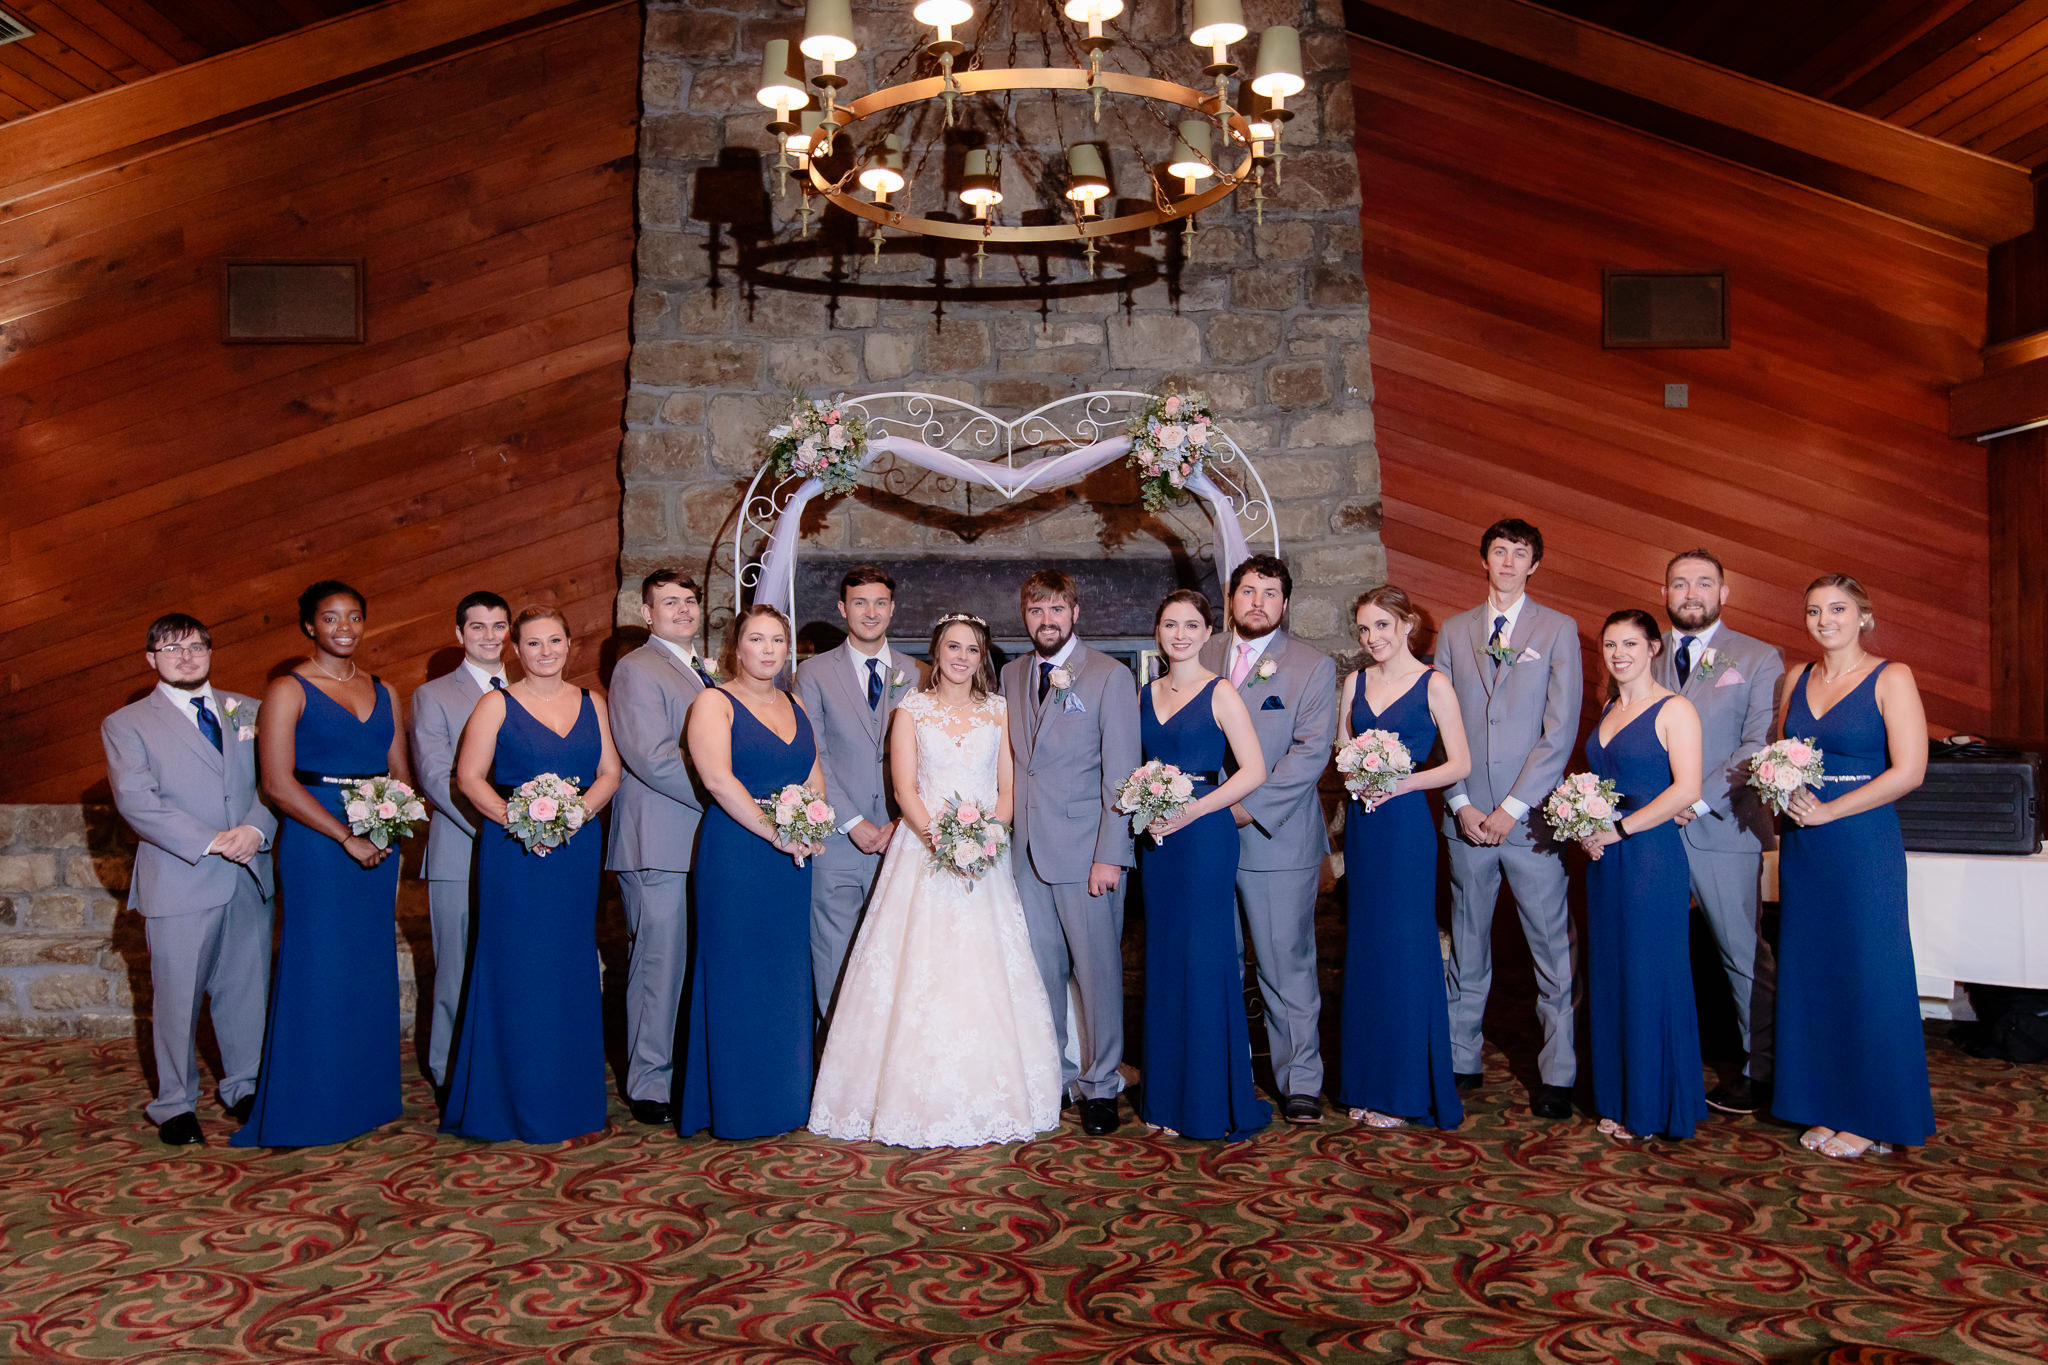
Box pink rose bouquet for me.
[505,772,589,856]
[342,775,425,850]
[1335,728,1414,808]
[1543,771,1622,841]
[1116,759,1197,841]
[759,783,836,865]
[1125,385,1215,511]
[1748,738,1825,815]
[766,393,869,496]
[928,794,1010,891]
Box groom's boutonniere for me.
[888,667,910,692]
[221,698,257,742]
[1047,665,1086,713]
[1246,657,1278,688]
[1692,646,1727,682]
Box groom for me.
[1004,569,1140,1136]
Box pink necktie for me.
[1230,642,1255,688]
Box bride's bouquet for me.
[1543,772,1620,841]
[1335,729,1414,808]
[761,783,836,865]
[1116,759,1195,841]
[504,772,588,856]
[343,776,426,850]
[929,795,1010,891]
[1749,738,1825,815]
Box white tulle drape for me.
[752,433,1252,615]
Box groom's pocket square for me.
[1261,695,1286,711]
[1714,669,1746,687]
[1062,693,1087,714]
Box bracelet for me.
[1615,819,1634,840]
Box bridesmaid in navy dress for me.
[677,603,827,1140]
[1774,574,1932,1159]
[237,581,412,1148]
[1137,590,1271,1141]
[1577,609,1706,1142]
[1336,586,1471,1131]
[443,606,622,1144]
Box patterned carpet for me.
[2,1030,2043,1364]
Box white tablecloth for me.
[1905,849,2048,1006]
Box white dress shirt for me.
[461,660,508,692]
[1448,593,1532,819]
[841,641,896,834]
[1670,619,1723,818]
[649,633,707,676]
[1224,629,1278,685]
[157,681,222,732]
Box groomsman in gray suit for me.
[1653,548,1785,1116]
[1003,569,1140,1136]
[101,614,276,1146]
[795,565,926,1018]
[1437,517,1583,1119]
[408,590,510,1089]
[1199,554,1339,1124]
[605,570,713,1125]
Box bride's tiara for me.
[935,612,988,629]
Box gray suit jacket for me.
[605,641,709,874]
[1002,644,1140,884]
[410,667,489,881]
[1199,630,1339,872]
[102,689,277,916]
[794,644,914,871]
[1651,624,1784,854]
[1436,599,1584,846]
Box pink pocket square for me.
[1713,669,1745,687]
[1515,646,1542,664]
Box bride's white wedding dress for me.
[808,690,1062,1147]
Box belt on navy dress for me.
[294,769,387,787]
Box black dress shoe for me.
[1282,1093,1323,1125]
[1079,1097,1120,1136]
[1453,1071,1484,1092]
[1529,1084,1573,1120]
[227,1095,255,1124]
[157,1112,204,1146]
[1705,1077,1766,1115]
[628,1099,673,1126]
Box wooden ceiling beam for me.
[1953,349,2048,436]
[0,0,626,187]
[1348,0,2036,246]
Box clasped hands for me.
[1784,788,1836,827]
[1455,804,1518,847]
[206,825,264,865]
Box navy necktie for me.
[1038,660,1054,704]
[690,657,714,687]
[1677,635,1698,687]
[867,657,883,710]
[1489,613,1508,668]
[192,696,223,751]
[489,675,505,690]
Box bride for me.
[809,612,1062,1147]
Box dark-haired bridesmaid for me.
[235,581,412,1148]
[1576,609,1706,1143]
[1335,587,1470,1131]
[1773,574,1932,1160]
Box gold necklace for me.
[1819,652,1870,683]
[313,656,358,683]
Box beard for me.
[1667,600,1720,631]
[1031,624,1072,658]
[1234,614,1279,642]
[162,674,209,691]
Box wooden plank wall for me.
[0,4,639,803]
[1351,40,1994,735]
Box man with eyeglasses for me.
[101,614,276,1146]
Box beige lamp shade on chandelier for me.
[752,0,1307,271]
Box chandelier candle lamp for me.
[757,0,1308,276]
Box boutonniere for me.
[1046,665,1075,704]
[1484,641,1517,666]
[221,699,257,741]
[1246,657,1278,688]
[888,667,910,692]
[1691,647,1728,682]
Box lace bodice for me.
[899,690,1005,807]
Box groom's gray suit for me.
[605,639,710,1106]
[102,686,276,1124]
[409,664,493,1086]
[1199,629,1339,1098]
[1003,643,1140,1100]
[1436,598,1583,1086]
[1652,623,1784,1081]
[795,643,915,1016]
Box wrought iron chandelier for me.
[752,0,1306,277]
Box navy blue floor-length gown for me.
[442,691,607,1144]
[233,675,402,1148]
[1774,664,1935,1147]
[1138,678,1271,1141]
[676,689,817,1139]
[1337,673,1462,1128]
[1584,696,1707,1140]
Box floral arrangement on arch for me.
[767,394,870,496]
[1125,387,1215,511]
